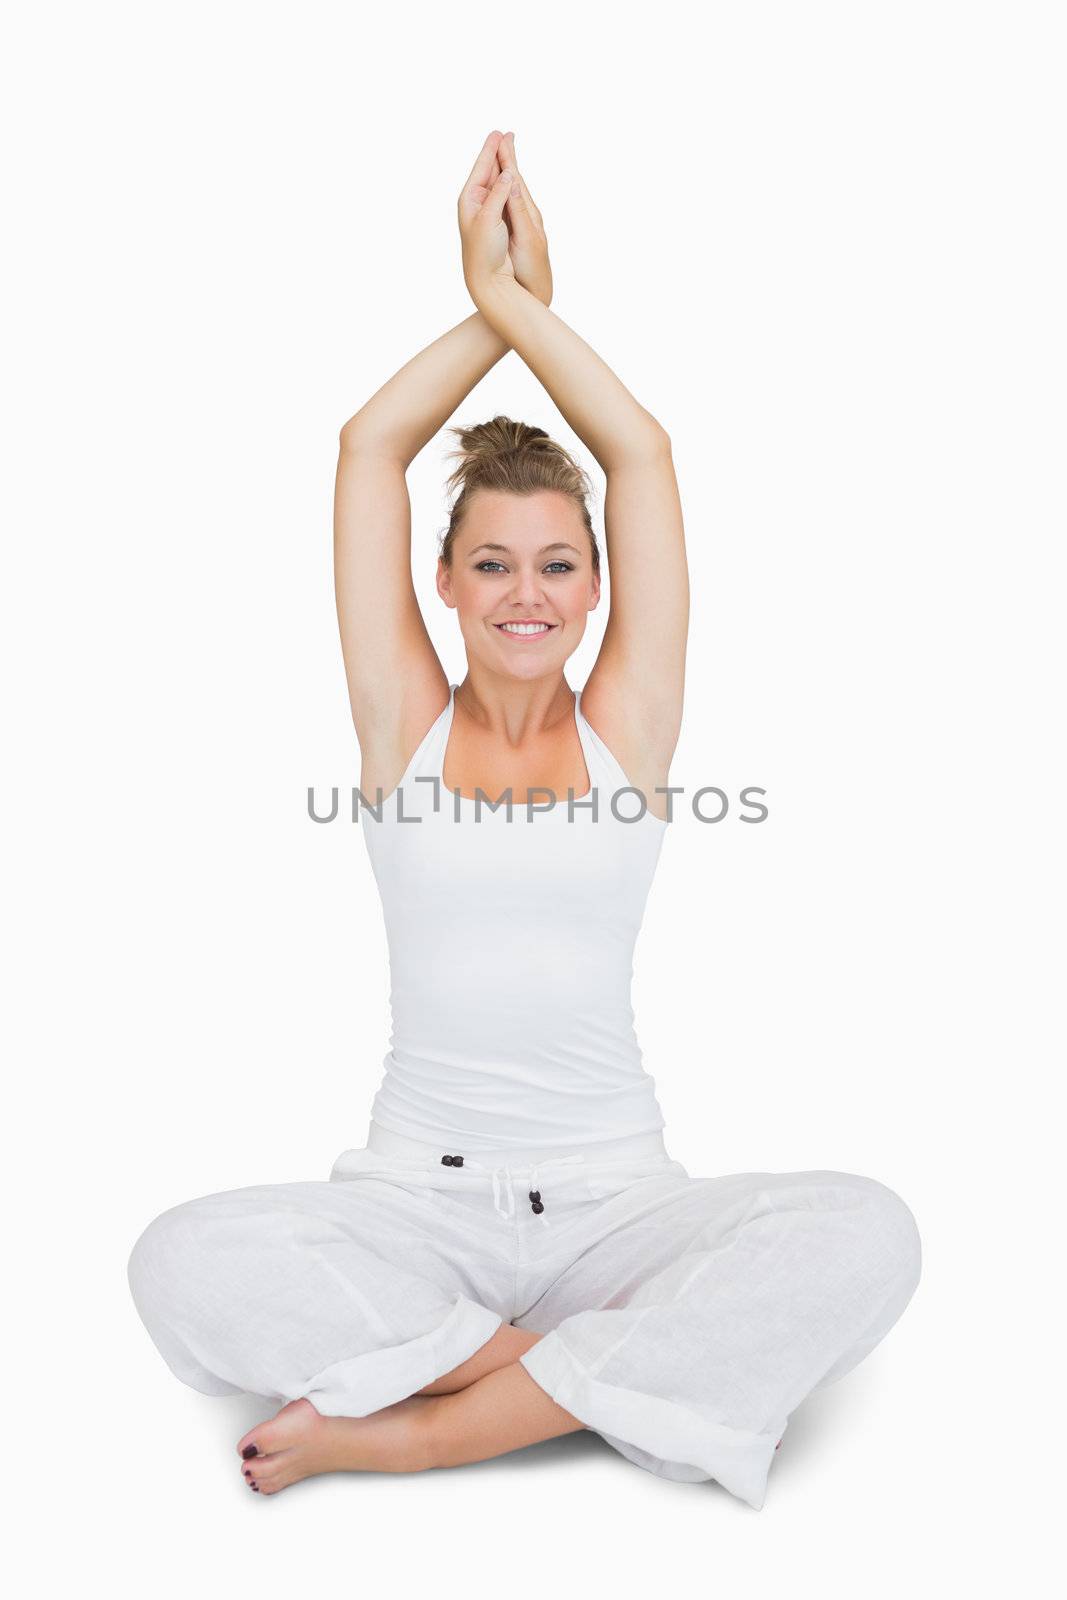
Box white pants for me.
[127,1122,922,1510]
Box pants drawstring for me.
[441,1150,588,1224]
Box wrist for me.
[468,268,517,305]
[471,308,510,357]
[469,271,527,334]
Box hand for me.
[495,132,553,307]
[458,130,552,309]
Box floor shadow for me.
[768,1359,882,1487]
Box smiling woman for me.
[127,128,922,1508]
[431,419,610,799]
[440,431,593,643]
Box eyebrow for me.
[468,542,582,556]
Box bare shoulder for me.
[580,662,685,817]
[355,654,451,799]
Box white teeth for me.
[499,622,551,635]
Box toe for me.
[243,1450,306,1496]
[256,1466,298,1496]
[237,1425,264,1460]
[237,1398,317,1461]
[243,1449,292,1483]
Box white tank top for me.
[359,681,669,1151]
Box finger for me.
[461,130,504,200]
[496,135,527,224]
[460,130,510,229]
[458,134,504,227]
[501,132,542,230]
[480,165,513,228]
[522,180,544,229]
[500,132,524,203]
[494,153,523,251]
[491,150,517,237]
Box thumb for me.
[482,166,513,225]
[504,170,530,222]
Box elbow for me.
[338,417,406,462]
[612,422,671,468]
[630,413,672,458]
[339,415,372,452]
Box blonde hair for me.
[440,415,599,572]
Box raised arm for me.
[336,132,552,795]
[335,312,506,794]
[458,150,689,790]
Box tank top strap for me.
[574,687,638,796]
[395,684,455,788]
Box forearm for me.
[340,311,509,466]
[473,276,667,471]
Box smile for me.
[494,622,557,638]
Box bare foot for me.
[237,1394,433,1496]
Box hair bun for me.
[439,414,599,573]
[445,415,552,495]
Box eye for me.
[473,558,575,575]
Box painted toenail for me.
[242,1445,259,1459]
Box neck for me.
[455,668,576,742]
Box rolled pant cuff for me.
[519,1328,782,1510]
[299,1296,504,1417]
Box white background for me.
[3,1,1063,1595]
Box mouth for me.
[493,621,558,640]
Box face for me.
[437,490,601,679]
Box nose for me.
[507,566,544,606]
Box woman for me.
[127,131,922,1509]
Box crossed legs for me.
[236,1323,586,1496]
[130,1168,919,1503]
[416,1320,544,1395]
